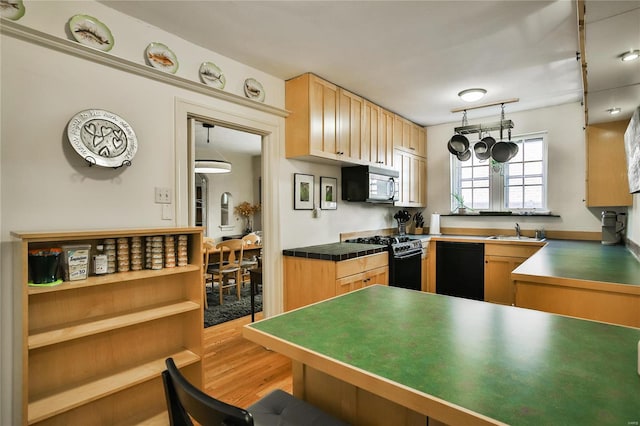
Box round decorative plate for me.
[199,61,226,89]
[66,109,138,168]
[68,14,114,52]
[145,42,179,74]
[244,78,265,102]
[1,0,25,20]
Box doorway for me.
[174,98,284,322]
[191,118,263,326]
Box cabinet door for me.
[394,150,426,207]
[338,88,363,161]
[421,253,430,292]
[586,120,632,206]
[484,255,525,305]
[336,272,366,295]
[365,266,388,287]
[379,109,394,167]
[309,75,339,158]
[360,100,378,164]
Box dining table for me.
[243,285,640,426]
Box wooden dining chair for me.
[209,239,244,305]
[240,233,261,286]
[202,240,217,309]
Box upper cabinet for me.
[393,115,426,157]
[394,150,427,207]
[586,119,633,207]
[286,73,339,160]
[285,73,421,169]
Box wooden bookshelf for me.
[13,227,204,425]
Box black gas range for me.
[345,235,423,290]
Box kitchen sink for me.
[486,235,544,242]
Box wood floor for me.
[203,312,293,409]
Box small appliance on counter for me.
[601,210,626,245]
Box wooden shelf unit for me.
[13,227,204,425]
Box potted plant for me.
[234,201,261,234]
[451,192,468,214]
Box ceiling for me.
[101,1,639,128]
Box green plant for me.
[451,192,470,212]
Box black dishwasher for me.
[436,241,484,301]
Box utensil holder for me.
[398,222,406,236]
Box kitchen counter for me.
[245,285,640,425]
[513,240,640,292]
[512,240,640,327]
[282,242,386,261]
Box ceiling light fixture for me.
[195,123,232,174]
[607,107,622,115]
[458,88,487,102]
[620,50,640,62]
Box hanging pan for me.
[491,105,511,163]
[448,133,469,154]
[474,130,495,160]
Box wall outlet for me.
[155,187,171,204]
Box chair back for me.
[202,240,216,275]
[215,239,244,273]
[162,357,253,426]
[241,233,261,247]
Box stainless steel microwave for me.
[341,166,399,204]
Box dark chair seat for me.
[162,357,349,426]
[249,389,348,426]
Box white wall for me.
[1,2,286,424]
[425,102,603,234]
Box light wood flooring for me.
[203,312,293,409]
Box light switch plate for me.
[162,204,173,220]
[155,187,171,204]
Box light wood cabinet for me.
[284,252,388,311]
[394,149,427,207]
[285,73,340,160]
[13,228,203,425]
[421,252,430,292]
[484,243,541,305]
[338,87,364,162]
[286,73,419,171]
[393,115,426,157]
[586,119,632,207]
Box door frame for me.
[174,97,285,317]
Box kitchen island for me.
[244,285,640,426]
[513,240,640,327]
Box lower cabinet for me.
[484,243,541,305]
[284,252,388,311]
[421,252,430,292]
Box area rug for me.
[204,285,262,328]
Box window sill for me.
[443,212,560,217]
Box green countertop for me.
[248,285,640,425]
[513,240,640,288]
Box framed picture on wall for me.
[294,173,314,210]
[320,177,337,210]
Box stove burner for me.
[345,235,422,257]
[347,235,412,246]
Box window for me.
[451,132,547,212]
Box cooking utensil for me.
[448,134,469,154]
[475,131,495,160]
[457,149,471,161]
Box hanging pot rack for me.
[452,98,518,136]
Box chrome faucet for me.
[515,223,521,238]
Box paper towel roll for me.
[429,213,441,235]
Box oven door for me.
[389,249,422,291]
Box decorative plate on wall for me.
[145,42,179,74]
[244,78,265,102]
[68,14,114,52]
[1,0,25,21]
[199,62,226,89]
[66,109,138,168]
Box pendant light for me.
[195,123,232,174]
